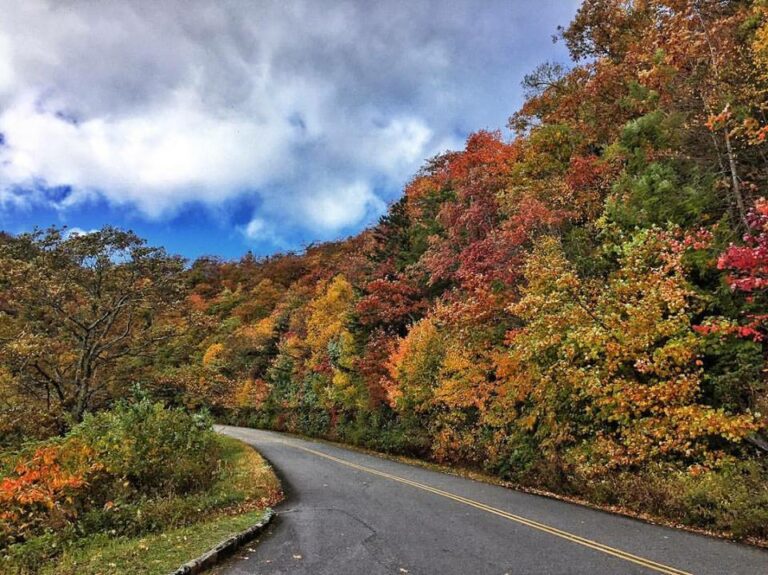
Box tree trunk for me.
[723,128,749,229]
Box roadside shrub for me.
[666,461,768,539]
[564,459,768,540]
[490,431,543,482]
[69,400,218,495]
[0,443,92,547]
[0,401,218,550]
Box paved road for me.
[215,426,767,575]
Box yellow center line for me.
[274,438,693,575]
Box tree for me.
[386,316,445,415]
[0,227,185,425]
[695,198,768,441]
[504,231,759,471]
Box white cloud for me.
[303,181,385,231]
[353,117,434,175]
[0,0,578,247]
[0,92,296,216]
[239,216,293,251]
[63,227,97,238]
[243,218,266,240]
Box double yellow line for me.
[278,439,692,575]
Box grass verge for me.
[41,510,269,575]
[5,436,282,575]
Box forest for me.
[2,0,768,555]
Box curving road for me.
[215,425,767,575]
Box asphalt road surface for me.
[215,425,767,575]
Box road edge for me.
[167,508,276,575]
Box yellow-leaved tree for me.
[503,231,759,474]
[305,275,363,409]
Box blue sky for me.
[0,0,580,261]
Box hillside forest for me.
[2,0,768,544]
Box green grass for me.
[4,436,282,575]
[39,510,268,575]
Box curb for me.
[168,508,276,575]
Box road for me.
[215,425,767,575]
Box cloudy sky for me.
[0,0,579,259]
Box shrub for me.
[0,401,219,549]
[670,461,768,539]
[70,400,218,496]
[566,459,768,540]
[0,444,91,547]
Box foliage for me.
[3,0,768,543]
[3,435,280,574]
[718,198,768,294]
[0,400,218,551]
[168,2,768,537]
[0,444,90,547]
[386,317,445,414]
[505,231,759,472]
[0,227,186,431]
[69,400,218,495]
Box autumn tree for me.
[386,316,445,416]
[138,0,768,539]
[504,231,759,472]
[696,197,768,443]
[0,227,185,427]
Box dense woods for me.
[3,0,768,545]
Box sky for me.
[0,0,581,260]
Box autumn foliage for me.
[0,400,218,551]
[0,444,90,546]
[2,0,768,543]
[156,0,768,539]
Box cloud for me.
[0,92,295,216]
[302,181,385,231]
[0,0,579,249]
[240,217,286,249]
[63,227,97,238]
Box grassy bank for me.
[3,433,282,574]
[40,509,269,575]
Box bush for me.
[564,459,768,540]
[0,443,91,547]
[70,400,218,495]
[3,435,281,574]
[0,401,219,550]
[668,461,768,539]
